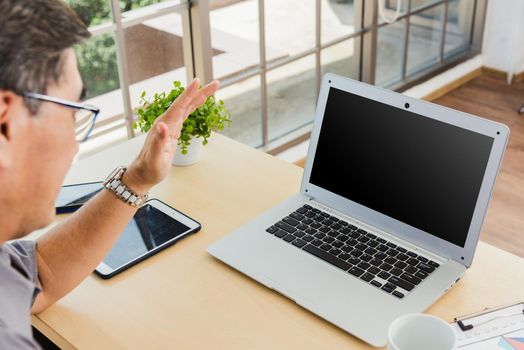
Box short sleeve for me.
[3,240,41,302]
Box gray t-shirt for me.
[0,240,42,349]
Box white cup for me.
[388,313,457,350]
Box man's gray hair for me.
[0,0,90,113]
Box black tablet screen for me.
[103,204,190,269]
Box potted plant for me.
[134,81,231,166]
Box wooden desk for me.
[33,134,524,349]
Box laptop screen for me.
[309,87,494,247]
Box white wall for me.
[482,0,524,78]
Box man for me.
[0,0,218,348]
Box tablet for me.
[95,199,201,279]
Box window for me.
[69,0,486,155]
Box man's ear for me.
[0,90,19,169]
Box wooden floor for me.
[295,74,524,257]
[433,74,524,258]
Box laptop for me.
[207,73,509,347]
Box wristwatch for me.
[103,166,149,207]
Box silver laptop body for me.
[208,74,509,347]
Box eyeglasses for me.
[23,92,100,142]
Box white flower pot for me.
[172,136,203,166]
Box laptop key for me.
[283,217,300,227]
[348,224,358,230]
[360,254,372,262]
[339,220,348,226]
[376,238,387,244]
[368,240,379,248]
[360,273,374,282]
[384,257,397,265]
[329,248,342,256]
[389,276,415,291]
[355,243,368,251]
[378,271,391,280]
[266,226,278,234]
[331,223,342,230]
[364,247,377,255]
[417,262,435,273]
[337,234,349,242]
[428,260,440,268]
[311,239,323,247]
[274,229,287,238]
[303,235,314,242]
[276,221,297,233]
[358,236,370,243]
[303,204,312,209]
[405,266,417,274]
[375,252,387,260]
[392,291,405,299]
[322,219,334,226]
[369,259,382,267]
[349,231,360,239]
[417,256,429,263]
[323,236,335,244]
[314,233,326,239]
[320,212,330,217]
[310,222,321,229]
[352,249,364,257]
[395,261,408,269]
[396,247,407,253]
[296,224,308,231]
[370,280,382,288]
[341,245,353,253]
[283,234,296,242]
[305,228,317,235]
[358,261,371,270]
[293,231,305,238]
[387,249,399,257]
[380,263,393,271]
[338,252,352,261]
[319,226,331,233]
[396,253,409,261]
[377,244,389,252]
[407,258,419,266]
[327,230,339,238]
[415,270,428,279]
[401,273,422,286]
[320,243,332,251]
[386,242,397,248]
[348,266,365,277]
[303,244,352,271]
[346,238,358,246]
[390,268,403,276]
[292,239,307,248]
[304,211,316,218]
[302,218,313,225]
[332,241,344,248]
[368,266,380,275]
[381,284,395,293]
[296,207,308,214]
[357,229,368,234]
[347,256,360,265]
[406,251,418,258]
[290,212,305,221]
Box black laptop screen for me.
[309,87,494,247]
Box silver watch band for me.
[103,166,149,207]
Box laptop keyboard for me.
[265,204,440,299]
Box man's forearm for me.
[32,175,150,314]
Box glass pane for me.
[120,0,186,14]
[407,4,444,75]
[124,13,187,110]
[321,38,358,80]
[75,34,120,100]
[445,0,474,58]
[66,0,112,26]
[268,55,316,142]
[321,0,356,44]
[376,19,406,86]
[74,33,124,138]
[377,0,408,26]
[210,0,260,80]
[411,0,440,11]
[216,76,263,148]
[265,0,316,60]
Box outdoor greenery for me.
[66,0,164,99]
[134,81,232,154]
